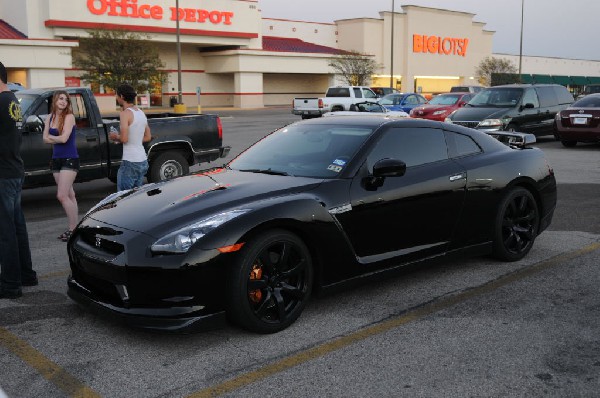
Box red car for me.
[554,93,600,147]
[409,92,473,121]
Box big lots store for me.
[1,0,599,112]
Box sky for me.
[258,0,599,61]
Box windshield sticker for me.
[327,164,343,173]
[332,158,347,166]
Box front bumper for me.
[68,277,226,333]
[67,219,229,333]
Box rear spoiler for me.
[486,131,536,148]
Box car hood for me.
[451,106,509,121]
[413,104,452,113]
[86,169,322,235]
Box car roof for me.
[7,82,24,91]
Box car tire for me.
[561,140,577,147]
[227,229,313,333]
[492,187,539,262]
[148,151,189,183]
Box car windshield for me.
[379,94,404,105]
[229,123,374,178]
[14,93,38,114]
[468,88,523,108]
[429,94,461,105]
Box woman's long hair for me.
[50,90,73,135]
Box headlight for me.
[444,117,453,123]
[479,118,503,127]
[433,110,447,116]
[151,209,251,254]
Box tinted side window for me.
[522,88,540,108]
[353,87,363,98]
[553,86,574,105]
[535,86,558,107]
[405,95,418,105]
[327,87,350,97]
[362,88,377,99]
[445,131,481,158]
[367,127,448,169]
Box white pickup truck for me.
[292,86,379,119]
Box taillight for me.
[318,98,323,109]
[216,117,223,140]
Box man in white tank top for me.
[110,83,152,191]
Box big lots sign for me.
[413,34,469,57]
[86,0,234,25]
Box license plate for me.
[573,117,588,125]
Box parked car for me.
[8,82,24,92]
[292,86,379,119]
[379,92,428,113]
[554,93,600,147]
[409,92,474,121]
[67,116,556,334]
[370,86,400,98]
[323,101,408,118]
[444,84,574,136]
[450,85,484,94]
[16,87,229,188]
[576,83,600,99]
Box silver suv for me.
[450,85,484,94]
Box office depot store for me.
[1,0,599,110]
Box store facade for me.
[1,0,599,111]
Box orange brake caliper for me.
[248,264,263,303]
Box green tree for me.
[72,29,166,93]
[328,51,381,86]
[475,56,518,86]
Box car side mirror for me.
[24,115,44,133]
[519,102,535,111]
[364,158,406,190]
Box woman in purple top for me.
[42,90,79,241]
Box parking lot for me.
[2,108,600,398]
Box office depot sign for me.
[413,34,469,57]
[86,0,234,25]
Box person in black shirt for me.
[0,61,37,299]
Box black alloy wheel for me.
[492,187,539,262]
[227,229,313,333]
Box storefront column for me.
[234,72,264,108]
[401,73,415,94]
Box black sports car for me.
[67,116,557,334]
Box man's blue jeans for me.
[0,178,35,294]
[117,160,149,191]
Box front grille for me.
[70,251,125,305]
[77,226,125,257]
[452,121,480,129]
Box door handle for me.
[86,136,97,142]
[449,173,466,181]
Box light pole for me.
[176,0,183,104]
[389,0,395,89]
[518,0,524,81]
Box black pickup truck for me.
[15,87,229,189]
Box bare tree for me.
[475,57,518,86]
[72,29,166,93]
[328,51,381,86]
